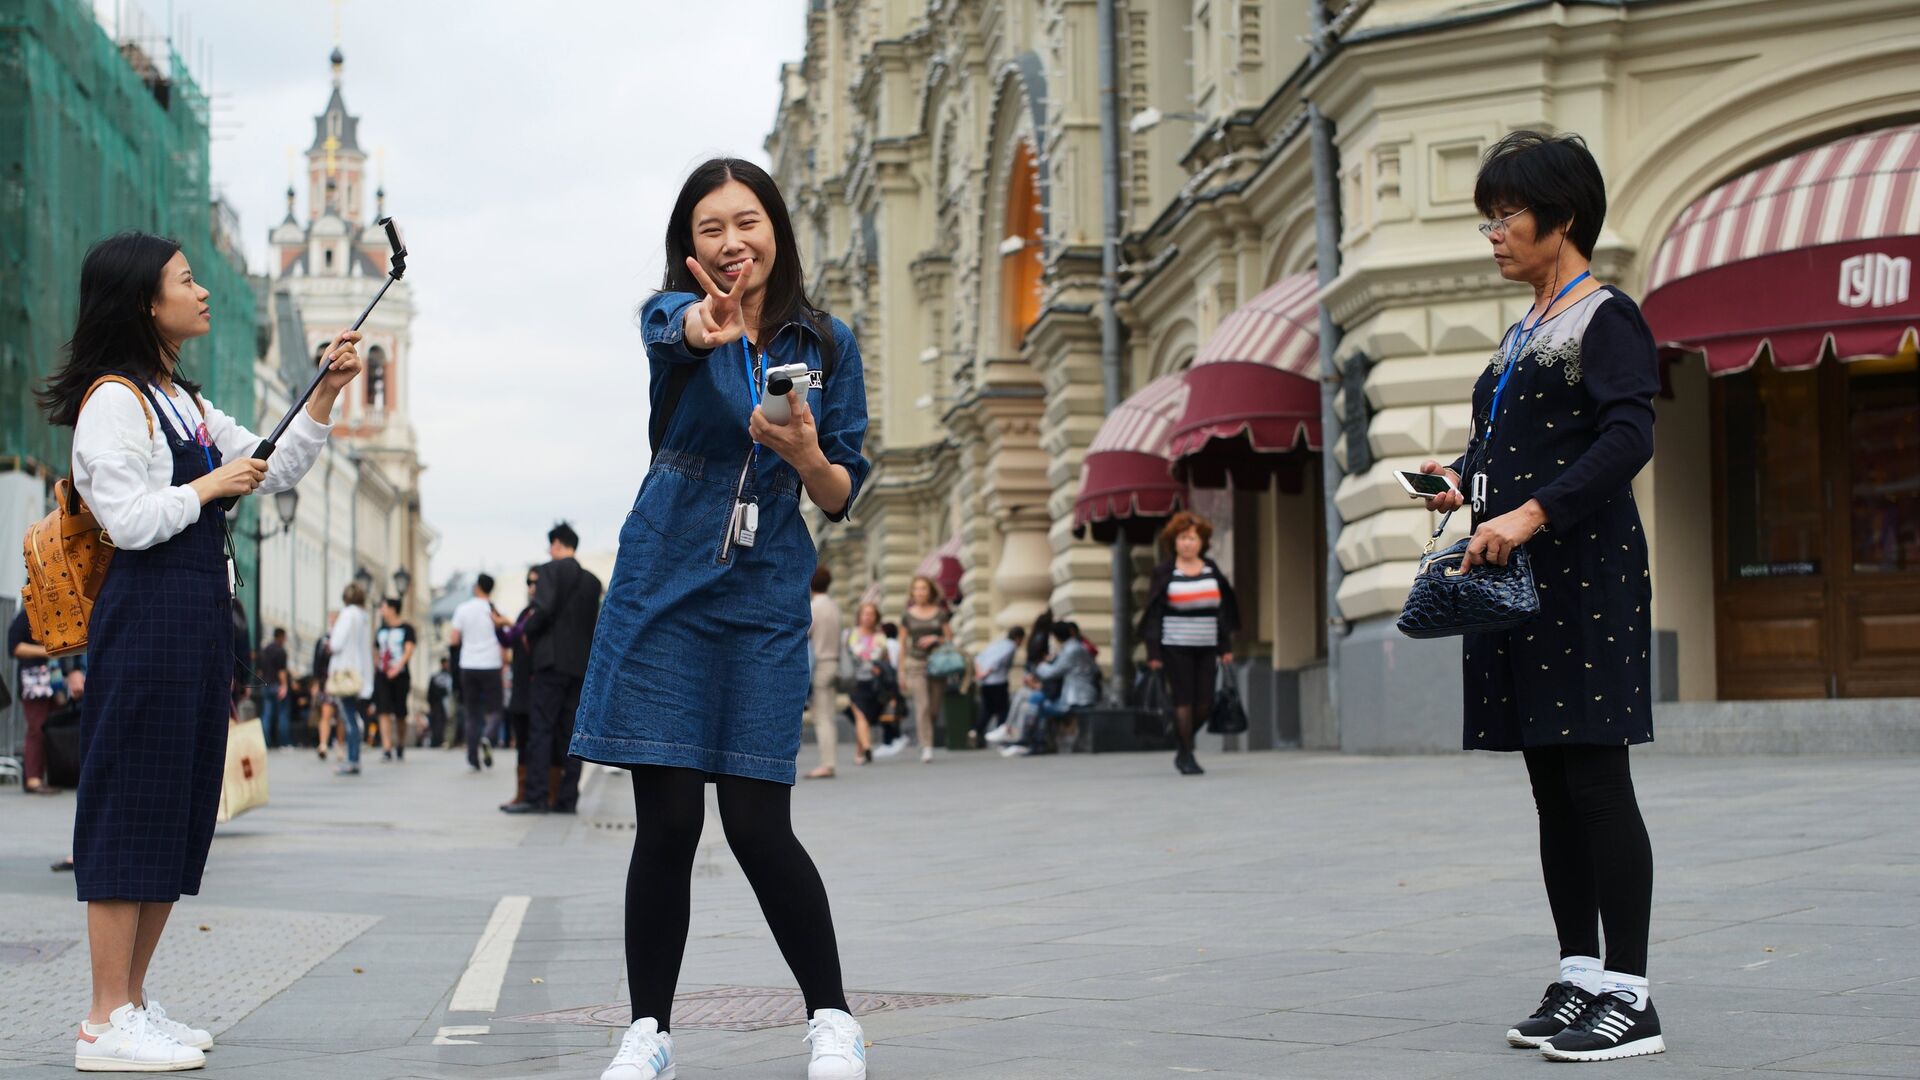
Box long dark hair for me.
[660,158,821,342]
[38,231,201,427]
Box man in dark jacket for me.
[502,523,601,814]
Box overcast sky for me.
[147,0,807,586]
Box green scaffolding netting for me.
[2,0,257,585]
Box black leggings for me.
[625,766,850,1031]
[1161,646,1217,754]
[1523,745,1653,976]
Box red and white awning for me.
[1072,373,1191,543]
[1168,271,1324,488]
[1643,122,1920,373]
[914,534,963,602]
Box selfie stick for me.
[219,217,409,512]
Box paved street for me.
[2,743,1916,1079]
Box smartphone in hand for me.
[1395,469,1457,499]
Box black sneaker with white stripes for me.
[1507,981,1598,1048]
[1541,992,1665,1062]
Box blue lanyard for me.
[742,341,762,464]
[1485,270,1590,442]
[155,385,216,475]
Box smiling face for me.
[150,250,211,349]
[690,179,775,304]
[1485,205,1567,288]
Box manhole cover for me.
[501,987,977,1031]
[0,940,76,965]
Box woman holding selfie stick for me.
[570,159,872,1080]
[1417,132,1664,1063]
[39,231,358,1072]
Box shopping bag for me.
[216,718,270,823]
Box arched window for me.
[1001,140,1045,349]
[365,345,387,412]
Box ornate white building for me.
[254,46,434,696]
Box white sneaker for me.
[75,1002,205,1072]
[602,1016,674,1080]
[142,1001,212,1051]
[919,746,934,763]
[999,744,1031,758]
[804,1009,867,1080]
[870,739,903,759]
[983,724,1011,745]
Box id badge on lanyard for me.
[1470,271,1589,515]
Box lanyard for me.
[742,340,763,465]
[1485,270,1590,442]
[155,385,215,475]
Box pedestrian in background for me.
[372,596,417,762]
[427,656,455,750]
[8,610,57,794]
[257,627,291,749]
[974,625,1025,747]
[1138,510,1239,777]
[870,621,906,756]
[504,523,599,815]
[328,584,374,776]
[898,575,950,764]
[496,566,540,807]
[39,231,357,1071]
[312,624,337,761]
[1418,130,1663,1063]
[842,602,889,765]
[449,573,504,771]
[805,565,843,779]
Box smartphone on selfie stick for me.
[219,217,409,512]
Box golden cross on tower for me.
[331,0,344,45]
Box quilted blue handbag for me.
[1396,462,1541,640]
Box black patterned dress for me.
[1449,285,1661,751]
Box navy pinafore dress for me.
[73,381,233,903]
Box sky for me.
[132,0,809,589]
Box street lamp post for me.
[250,487,301,686]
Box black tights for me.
[625,766,850,1032]
[1523,745,1653,977]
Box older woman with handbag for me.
[325,583,374,776]
[1414,131,1664,1063]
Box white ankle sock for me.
[1559,954,1603,995]
[1600,970,1650,1010]
[82,1020,112,1037]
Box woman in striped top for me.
[1138,511,1240,776]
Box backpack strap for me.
[68,375,156,513]
[647,311,840,456]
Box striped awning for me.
[1072,374,1191,544]
[1643,122,1920,373]
[1168,271,1323,489]
[914,534,963,602]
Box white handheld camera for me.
[761,362,812,424]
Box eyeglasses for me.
[1478,206,1529,239]
[525,579,537,587]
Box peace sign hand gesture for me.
[682,256,749,350]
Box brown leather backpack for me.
[20,376,155,658]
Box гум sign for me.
[1839,252,1911,309]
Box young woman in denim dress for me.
[41,232,357,1071]
[570,160,872,1080]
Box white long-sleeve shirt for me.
[72,379,331,551]
[327,604,373,688]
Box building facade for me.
[766,0,1919,750]
[252,46,435,701]
[1,0,259,611]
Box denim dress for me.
[569,292,870,784]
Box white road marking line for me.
[434,1025,490,1045]
[449,895,531,1013]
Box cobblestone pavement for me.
[1,743,1915,1078]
